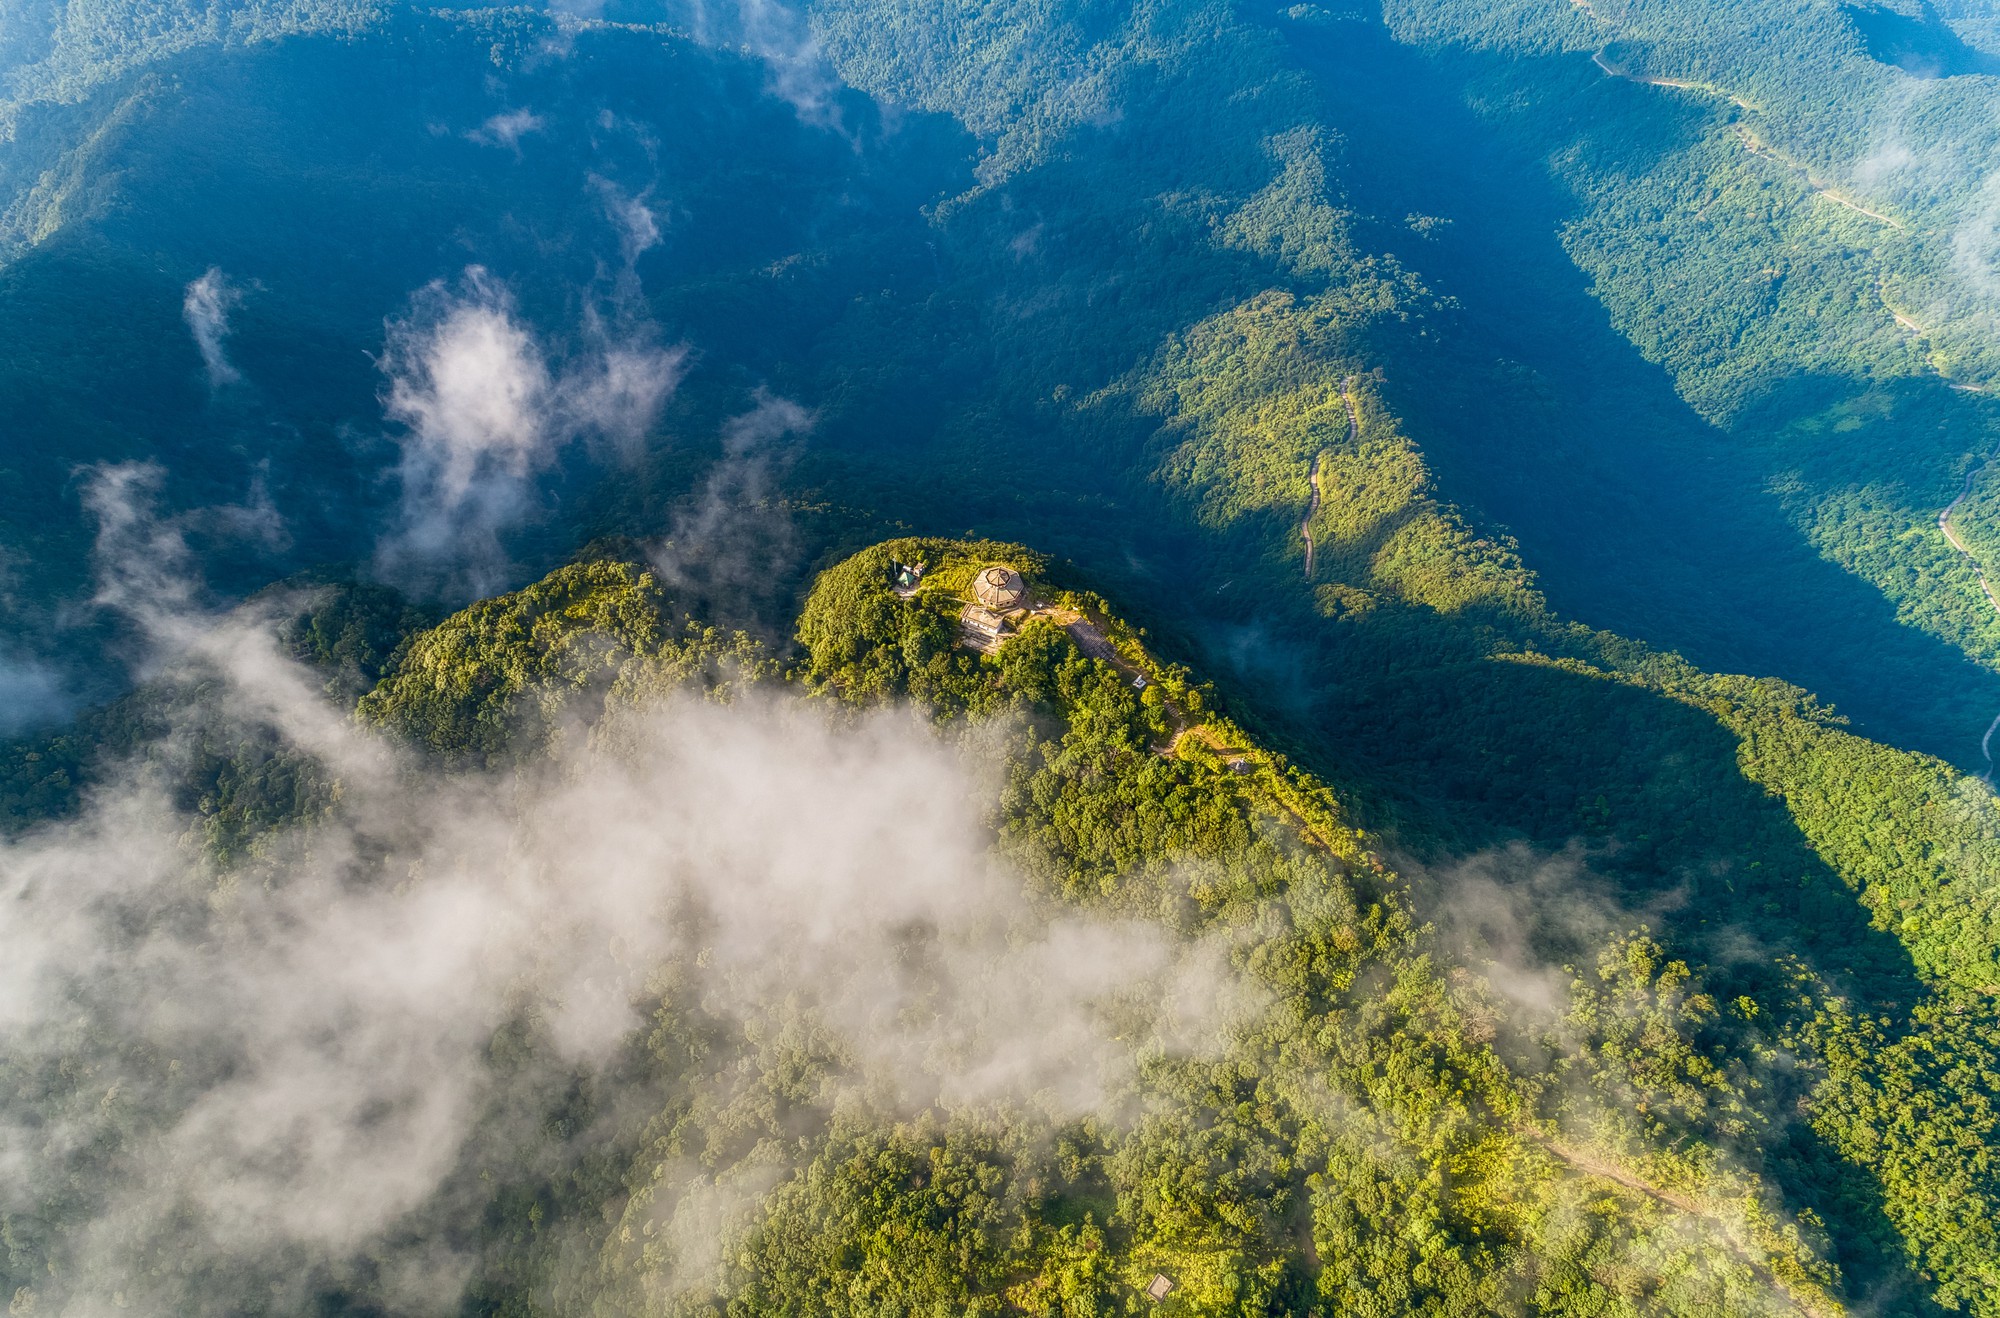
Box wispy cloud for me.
[182,266,243,388]
[0,653,64,736]
[373,269,685,600]
[678,0,847,131]
[739,0,843,128]
[468,107,545,150]
[81,463,363,775]
[591,174,662,267]
[649,389,813,628]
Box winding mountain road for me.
[1302,380,1359,580]
[1589,51,1901,230]
[1731,126,1903,230]
[1939,465,2000,781]
[1590,51,1757,112]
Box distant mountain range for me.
[5,0,2000,1311]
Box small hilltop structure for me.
[958,564,1030,654]
[973,564,1028,612]
[890,557,927,597]
[831,536,1368,863]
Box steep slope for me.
[0,9,966,698]
[0,549,1855,1315]
[6,514,2000,1313]
[1252,0,2000,756]
[0,0,1998,1309]
[6,0,1999,765]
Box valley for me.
[2,0,2000,1311]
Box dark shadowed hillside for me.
[4,0,2000,1311]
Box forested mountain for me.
[4,0,2000,1311]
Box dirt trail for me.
[1302,380,1358,581]
[1939,466,2000,782]
[1591,51,1757,111]
[1055,611,1209,757]
[1532,1136,1837,1318]
[1939,468,1997,603]
[1589,53,1902,230]
[1732,126,1903,229]
[1302,454,1325,580]
[1536,1136,1702,1213]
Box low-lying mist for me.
[0,585,1252,1313]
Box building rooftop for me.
[972,565,1027,613]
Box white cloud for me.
[468,107,545,150]
[648,390,813,625]
[680,0,847,131]
[0,525,1256,1312]
[0,653,64,735]
[373,269,685,599]
[591,174,663,265]
[182,266,243,388]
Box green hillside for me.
[9,0,2000,753]
[4,531,1997,1314]
[3,0,2000,1310]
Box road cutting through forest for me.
[1590,51,1757,111]
[1732,126,1903,229]
[1588,52,1901,230]
[1530,1136,1837,1318]
[1939,465,2000,782]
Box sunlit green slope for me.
[7,0,2000,757]
[1261,0,2000,740]
[13,524,2000,1314]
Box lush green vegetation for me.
[358,557,768,766]
[14,530,1996,1314]
[6,0,2000,1310]
[1311,0,2000,703]
[0,575,421,847]
[6,0,2000,754]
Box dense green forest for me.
[7,535,1999,1314]
[1336,0,2000,705]
[5,0,2000,1310]
[4,0,1997,753]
